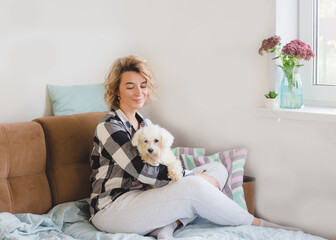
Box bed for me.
[0,198,325,240]
[0,112,326,240]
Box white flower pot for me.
[264,99,276,109]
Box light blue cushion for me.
[47,83,108,116]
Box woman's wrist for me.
[194,170,207,176]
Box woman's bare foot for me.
[252,217,301,231]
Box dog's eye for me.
[154,139,159,143]
[144,140,148,143]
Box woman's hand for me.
[194,171,220,190]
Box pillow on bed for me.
[172,147,205,162]
[181,147,247,210]
[47,83,108,116]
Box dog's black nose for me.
[148,148,153,154]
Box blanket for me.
[0,199,326,240]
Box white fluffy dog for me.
[131,125,183,182]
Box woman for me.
[89,55,297,239]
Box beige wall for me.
[1,1,335,239]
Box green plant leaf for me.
[264,91,278,99]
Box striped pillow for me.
[172,147,205,160]
[181,147,247,210]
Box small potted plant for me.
[264,91,278,108]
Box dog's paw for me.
[167,161,183,182]
[168,172,182,182]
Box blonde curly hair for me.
[105,55,157,109]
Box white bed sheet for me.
[0,199,326,240]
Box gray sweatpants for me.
[91,162,254,235]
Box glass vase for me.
[280,67,303,109]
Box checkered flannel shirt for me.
[89,108,180,216]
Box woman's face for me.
[118,71,149,113]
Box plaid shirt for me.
[89,108,174,216]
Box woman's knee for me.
[203,162,228,190]
[177,175,215,197]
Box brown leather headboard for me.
[0,122,52,214]
[34,112,105,206]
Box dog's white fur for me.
[131,125,183,182]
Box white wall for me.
[1,1,335,239]
[0,0,151,122]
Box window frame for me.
[299,0,336,107]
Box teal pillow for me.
[47,83,108,116]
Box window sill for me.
[256,106,336,123]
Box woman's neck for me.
[120,107,139,130]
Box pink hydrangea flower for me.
[258,35,281,56]
[282,39,315,61]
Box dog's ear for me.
[131,130,140,147]
[160,127,174,148]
